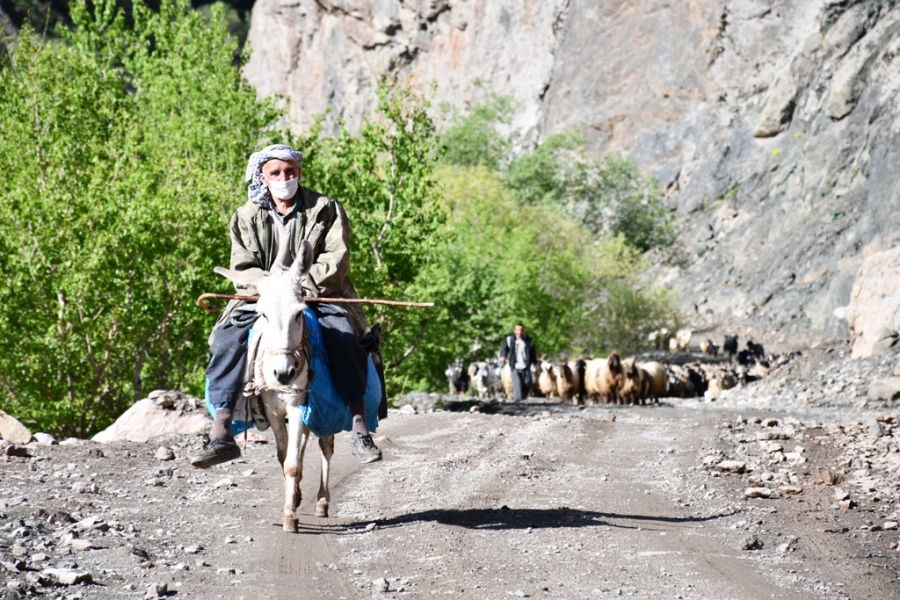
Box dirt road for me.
[3,399,898,599]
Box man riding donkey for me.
[191,144,383,468]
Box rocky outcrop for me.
[246,0,900,346]
[244,0,570,137]
[848,247,900,358]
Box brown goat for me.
[620,358,646,405]
[595,352,625,404]
[621,359,667,405]
[640,361,668,403]
[554,362,575,403]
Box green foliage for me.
[503,131,584,206]
[438,95,514,171]
[295,80,445,386]
[390,165,679,393]
[0,0,279,436]
[440,97,677,256]
[505,132,677,254]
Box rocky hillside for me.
[245,0,900,348]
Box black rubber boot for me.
[190,408,241,468]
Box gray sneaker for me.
[351,433,382,464]
[190,435,241,468]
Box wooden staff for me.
[197,292,434,313]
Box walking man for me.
[499,323,538,401]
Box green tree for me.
[505,132,677,255]
[0,0,279,436]
[438,94,514,171]
[295,80,445,379]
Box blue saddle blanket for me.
[205,308,380,438]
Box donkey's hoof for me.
[283,518,298,533]
[314,502,329,518]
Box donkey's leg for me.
[281,403,305,532]
[315,434,335,517]
[268,407,289,467]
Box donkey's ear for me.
[291,240,314,286]
[214,266,265,290]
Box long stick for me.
[197,292,434,312]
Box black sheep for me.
[723,335,739,360]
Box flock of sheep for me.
[446,331,792,405]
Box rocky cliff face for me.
[245,0,900,348]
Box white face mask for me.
[267,177,299,200]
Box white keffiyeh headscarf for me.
[245,144,304,209]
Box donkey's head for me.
[215,241,314,389]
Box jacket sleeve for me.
[303,199,352,298]
[529,340,538,366]
[500,337,510,360]
[228,211,266,295]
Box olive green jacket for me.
[211,186,368,342]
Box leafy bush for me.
[438,95,514,171]
[0,0,279,436]
[440,97,677,255]
[505,133,676,254]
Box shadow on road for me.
[290,506,737,534]
[369,506,736,531]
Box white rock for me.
[717,460,747,474]
[71,481,96,494]
[702,455,722,466]
[214,478,235,489]
[76,516,100,530]
[744,487,773,499]
[155,447,175,461]
[399,404,416,415]
[784,452,806,464]
[145,581,168,599]
[373,577,390,592]
[70,539,93,551]
[43,568,93,585]
[32,432,57,445]
[0,409,33,444]
[759,441,783,453]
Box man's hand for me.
[498,357,506,365]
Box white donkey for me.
[215,241,333,532]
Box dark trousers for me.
[512,367,532,401]
[206,304,368,409]
[312,304,368,402]
[207,312,257,410]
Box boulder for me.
[92,399,210,443]
[0,409,32,444]
[848,247,900,358]
[867,377,900,402]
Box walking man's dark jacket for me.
[500,335,537,368]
